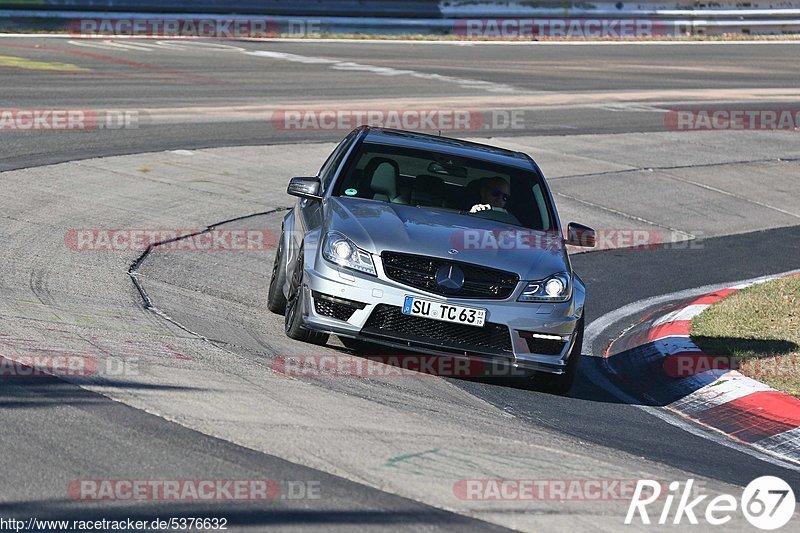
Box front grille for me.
[382,252,519,299]
[524,337,567,356]
[362,304,512,355]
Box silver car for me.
[268,127,595,393]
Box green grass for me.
[691,276,800,396]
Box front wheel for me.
[284,247,329,345]
[534,315,584,395]
[267,229,288,314]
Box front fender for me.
[572,272,587,319]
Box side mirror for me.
[566,222,596,248]
[287,177,322,201]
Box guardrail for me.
[2,1,800,17]
[0,1,441,17]
[1,1,800,36]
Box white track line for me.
[245,49,517,93]
[67,39,122,51]
[152,40,190,50]
[95,40,155,52]
[245,38,800,46]
[118,40,185,51]
[162,41,245,51]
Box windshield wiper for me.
[414,205,466,215]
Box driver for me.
[470,176,511,213]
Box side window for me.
[320,130,357,191]
[531,183,551,231]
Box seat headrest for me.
[370,161,398,199]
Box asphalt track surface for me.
[1,37,799,531]
[2,37,800,170]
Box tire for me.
[267,229,288,314]
[534,315,584,395]
[284,247,329,345]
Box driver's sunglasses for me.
[491,188,511,202]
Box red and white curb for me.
[605,272,800,463]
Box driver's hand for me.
[470,204,492,214]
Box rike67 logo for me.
[626,477,795,529]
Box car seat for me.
[366,158,406,203]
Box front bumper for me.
[298,253,583,375]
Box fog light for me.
[518,331,568,341]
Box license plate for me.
[402,296,486,327]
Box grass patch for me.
[691,276,800,396]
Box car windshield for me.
[333,142,554,231]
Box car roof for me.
[360,127,536,170]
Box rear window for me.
[333,142,554,231]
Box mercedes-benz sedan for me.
[268,126,595,393]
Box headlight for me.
[518,272,571,302]
[322,232,376,276]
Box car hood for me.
[324,197,569,281]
